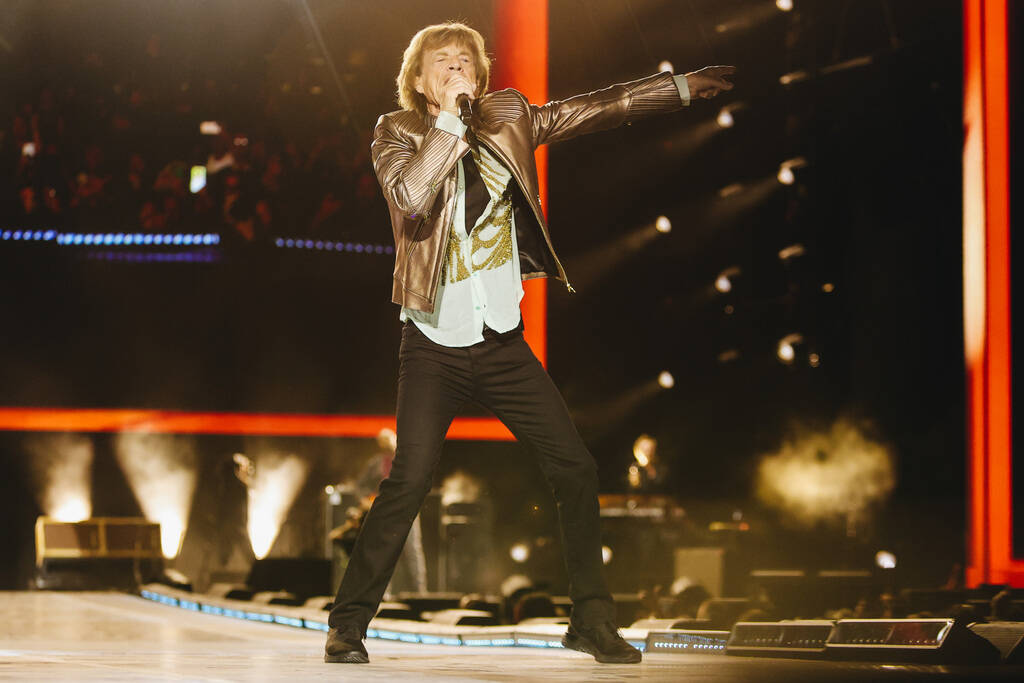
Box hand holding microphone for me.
[441,72,475,123]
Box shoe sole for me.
[561,634,642,664]
[324,651,369,664]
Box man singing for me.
[326,21,733,664]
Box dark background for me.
[0,0,1001,592]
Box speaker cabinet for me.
[826,618,1001,664]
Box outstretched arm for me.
[528,66,735,148]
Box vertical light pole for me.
[492,0,549,366]
[963,0,1020,586]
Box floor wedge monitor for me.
[726,620,834,658]
[968,622,1024,664]
[826,618,1001,664]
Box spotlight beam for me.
[572,378,666,435]
[565,220,665,290]
[247,453,310,559]
[115,434,197,559]
[26,434,94,523]
[296,0,359,136]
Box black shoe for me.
[324,626,369,663]
[562,621,642,664]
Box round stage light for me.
[655,215,672,233]
[717,108,734,128]
[777,0,794,11]
[601,545,613,565]
[633,435,657,467]
[875,550,897,569]
[628,464,642,489]
[510,543,530,563]
[658,371,675,389]
[716,266,741,294]
[778,157,807,185]
[777,334,803,364]
[658,60,674,74]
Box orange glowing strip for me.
[963,0,989,588]
[493,0,549,367]
[0,407,514,440]
[980,0,1020,583]
[964,0,1022,586]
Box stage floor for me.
[0,591,1021,682]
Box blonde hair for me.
[397,22,491,117]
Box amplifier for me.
[35,516,162,566]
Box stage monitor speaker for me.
[246,558,331,599]
[35,516,162,566]
[968,621,1024,664]
[395,592,465,615]
[826,618,1001,664]
[250,590,303,606]
[304,596,333,611]
[206,583,255,601]
[375,601,421,621]
[726,620,834,658]
[33,516,163,590]
[429,609,500,626]
[646,629,731,655]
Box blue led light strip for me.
[138,588,559,650]
[0,229,220,246]
[86,250,219,263]
[1,230,397,258]
[273,237,394,255]
[0,229,58,242]
[138,587,656,653]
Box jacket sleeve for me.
[371,114,470,219]
[529,71,686,148]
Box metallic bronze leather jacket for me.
[371,71,685,313]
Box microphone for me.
[456,93,473,125]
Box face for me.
[376,428,397,452]
[414,41,477,114]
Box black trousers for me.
[329,320,614,632]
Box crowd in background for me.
[1,32,383,244]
